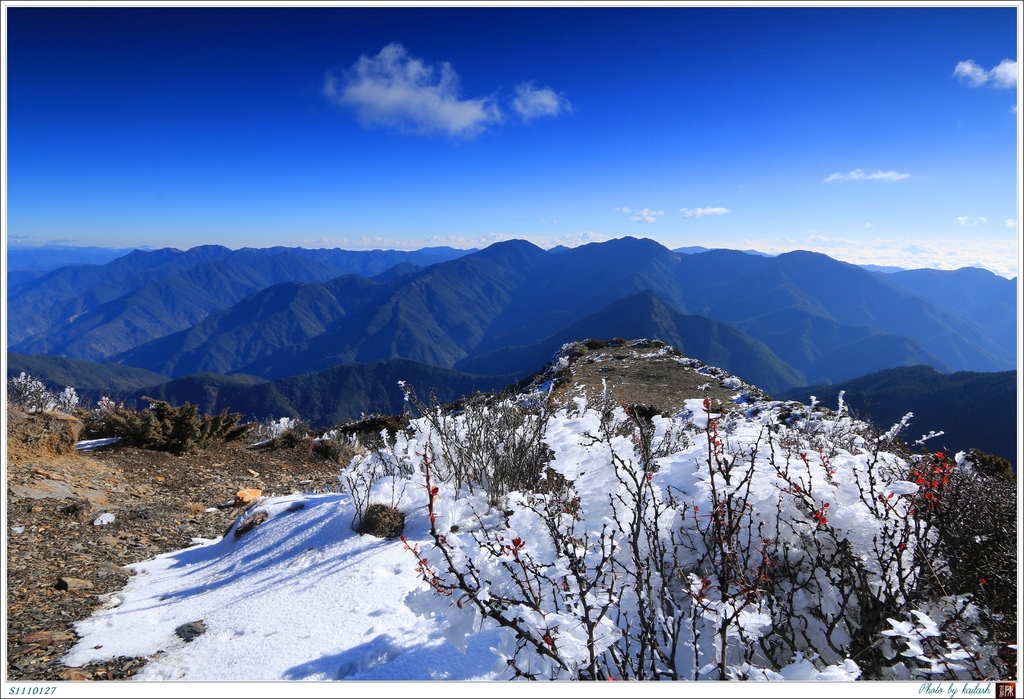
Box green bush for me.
[84,396,252,455]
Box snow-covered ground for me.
[63,491,503,683]
[54,360,1008,697]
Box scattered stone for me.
[61,499,94,522]
[175,620,207,643]
[23,630,75,646]
[54,577,94,591]
[98,535,120,546]
[233,488,262,506]
[93,513,116,526]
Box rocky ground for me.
[5,410,342,682]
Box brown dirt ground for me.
[547,341,770,414]
[4,410,343,682]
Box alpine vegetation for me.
[7,372,80,415]
[345,342,1015,681]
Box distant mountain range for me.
[6,238,1017,444]
[7,245,471,356]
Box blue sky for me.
[4,4,1020,276]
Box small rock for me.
[54,577,93,591]
[60,669,91,681]
[62,499,94,522]
[175,620,206,643]
[98,535,119,546]
[233,488,262,506]
[23,630,74,645]
[93,513,116,526]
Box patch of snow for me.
[75,437,121,451]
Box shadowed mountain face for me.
[455,290,806,395]
[8,238,1016,396]
[680,250,1012,381]
[113,275,388,376]
[881,267,1018,363]
[7,246,472,354]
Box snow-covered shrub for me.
[311,429,359,465]
[341,423,414,534]
[248,416,302,446]
[7,372,79,414]
[349,383,1014,681]
[403,385,555,507]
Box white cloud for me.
[1004,219,1017,228]
[679,207,731,218]
[513,83,571,121]
[864,222,874,228]
[324,43,501,138]
[705,234,1017,278]
[955,58,1018,89]
[824,169,910,182]
[324,44,571,138]
[614,207,632,214]
[631,208,664,223]
[956,215,987,226]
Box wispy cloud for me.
[679,207,730,218]
[513,83,571,121]
[956,215,987,226]
[954,59,1018,88]
[633,208,664,223]
[824,169,910,182]
[324,43,501,138]
[1005,219,1018,228]
[324,43,571,138]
